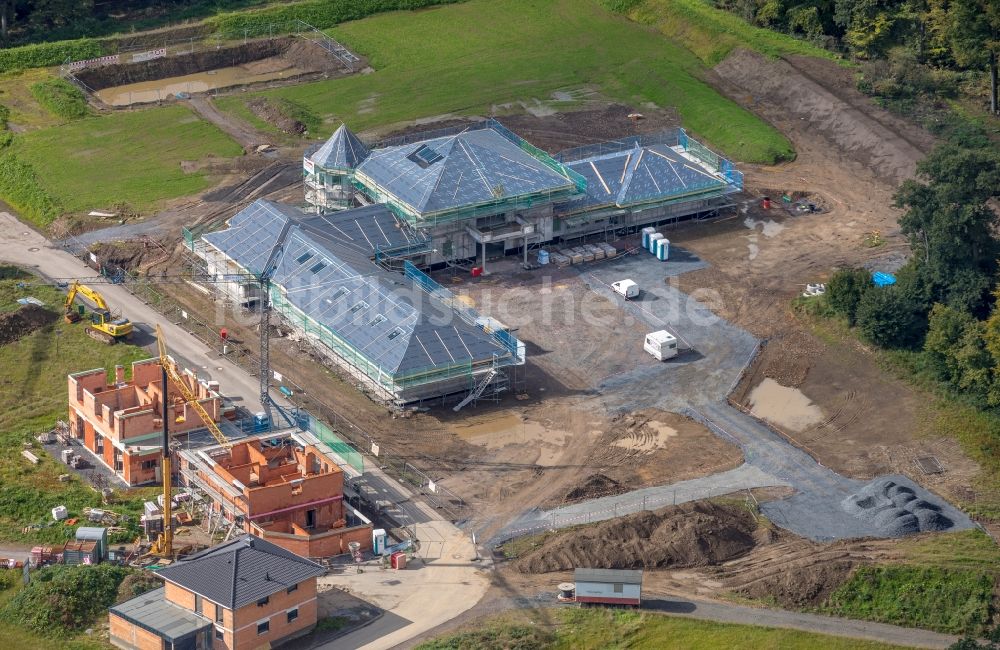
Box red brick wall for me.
[254,524,372,558]
[108,611,164,650]
[231,579,317,650]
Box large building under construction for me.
[303,119,743,269]
[193,119,739,406]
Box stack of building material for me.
[550,252,570,268]
[63,540,99,565]
[76,526,108,561]
[577,246,595,262]
[31,544,61,566]
[598,242,617,258]
[585,244,605,261]
[561,249,584,265]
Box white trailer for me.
[611,279,639,300]
[644,330,678,361]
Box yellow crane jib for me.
[64,280,134,344]
[154,325,231,450]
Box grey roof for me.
[155,535,324,610]
[110,588,212,642]
[202,200,510,378]
[300,204,429,256]
[355,122,577,217]
[310,124,369,171]
[564,144,728,211]
[574,568,643,585]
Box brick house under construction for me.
[179,434,372,559]
[67,359,223,486]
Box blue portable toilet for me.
[655,237,670,261]
[641,227,656,249]
[648,232,664,254]
[253,411,270,432]
[538,249,550,265]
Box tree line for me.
[715,0,999,114]
[825,126,1000,407]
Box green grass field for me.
[231,0,794,163]
[626,0,841,66]
[0,269,153,544]
[417,608,914,650]
[11,104,243,218]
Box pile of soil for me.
[89,239,168,272]
[513,501,757,574]
[563,474,628,503]
[0,304,58,345]
[733,559,855,607]
[247,98,306,135]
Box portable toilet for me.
[647,233,664,254]
[372,528,387,555]
[644,330,678,361]
[641,227,656,249]
[537,249,550,265]
[655,237,670,261]
[253,411,270,432]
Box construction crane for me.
[149,324,232,559]
[64,280,133,344]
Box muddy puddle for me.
[95,63,308,106]
[450,410,577,467]
[748,378,824,431]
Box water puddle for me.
[450,411,568,466]
[95,63,309,106]
[748,378,824,431]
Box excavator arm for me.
[155,324,231,449]
[65,280,111,311]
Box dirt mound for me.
[0,304,58,345]
[735,559,854,607]
[89,239,169,273]
[247,98,306,135]
[712,49,929,184]
[563,474,628,503]
[281,39,347,73]
[513,501,756,574]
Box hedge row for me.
[0,38,104,74]
[207,0,463,36]
[0,151,62,227]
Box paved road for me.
[0,211,270,412]
[644,595,958,649]
[493,464,786,542]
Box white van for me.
[644,330,678,361]
[611,279,640,300]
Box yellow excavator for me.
[64,280,133,344]
[149,324,232,559]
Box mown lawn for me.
[417,608,914,650]
[11,104,243,217]
[0,269,153,544]
[236,0,795,163]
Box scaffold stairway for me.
[453,369,498,412]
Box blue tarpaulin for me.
[872,272,897,287]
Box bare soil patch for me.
[513,501,757,574]
[0,304,58,345]
[246,97,306,135]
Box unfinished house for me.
[301,120,743,268]
[194,199,523,405]
[67,359,223,486]
[178,434,372,558]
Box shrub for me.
[115,570,161,603]
[0,564,133,637]
[601,0,645,14]
[0,39,103,74]
[856,285,926,348]
[30,78,90,120]
[208,0,464,37]
[826,268,872,325]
